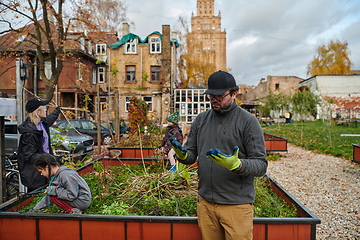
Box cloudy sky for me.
[125,0,360,86]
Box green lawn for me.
[262,120,360,160]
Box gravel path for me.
[267,143,360,240]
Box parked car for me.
[4,121,95,159]
[101,120,130,135]
[53,119,115,145]
[50,127,94,159]
[4,121,19,156]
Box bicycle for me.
[5,152,19,200]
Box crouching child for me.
[30,153,91,214]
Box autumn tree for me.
[291,88,321,139]
[307,40,353,76]
[128,96,148,134]
[256,90,277,119]
[74,0,132,33]
[0,0,129,101]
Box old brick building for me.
[300,74,360,119]
[187,0,227,81]
[109,24,179,124]
[240,75,303,102]
[0,21,117,120]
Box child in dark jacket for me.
[30,154,91,214]
[161,111,183,171]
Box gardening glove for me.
[169,133,187,161]
[206,147,241,171]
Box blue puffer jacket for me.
[180,101,268,205]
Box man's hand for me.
[169,133,187,160]
[206,147,241,171]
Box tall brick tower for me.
[187,0,227,83]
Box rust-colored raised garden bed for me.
[108,146,156,159]
[0,159,320,240]
[108,133,287,158]
[352,144,360,164]
[264,133,288,152]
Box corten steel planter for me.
[352,144,360,164]
[264,133,288,152]
[108,133,287,159]
[0,159,320,240]
[108,146,156,159]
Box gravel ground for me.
[267,143,360,240]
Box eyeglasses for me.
[208,92,231,101]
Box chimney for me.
[122,22,129,36]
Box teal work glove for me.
[169,133,187,161]
[206,147,241,171]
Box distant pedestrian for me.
[285,112,290,123]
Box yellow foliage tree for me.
[307,40,352,76]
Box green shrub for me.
[20,162,298,218]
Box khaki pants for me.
[197,196,253,240]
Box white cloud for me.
[126,0,360,85]
[229,36,257,49]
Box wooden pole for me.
[115,98,120,142]
[97,85,101,153]
[0,117,5,203]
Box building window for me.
[96,44,106,55]
[80,37,85,51]
[143,96,153,112]
[44,61,52,79]
[212,26,215,30]
[150,37,161,53]
[100,97,107,112]
[92,68,96,84]
[151,66,161,82]
[88,41,92,55]
[78,62,83,80]
[40,61,53,79]
[275,83,280,90]
[98,67,104,83]
[125,39,137,54]
[125,96,131,112]
[126,66,136,82]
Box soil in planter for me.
[19,162,298,218]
